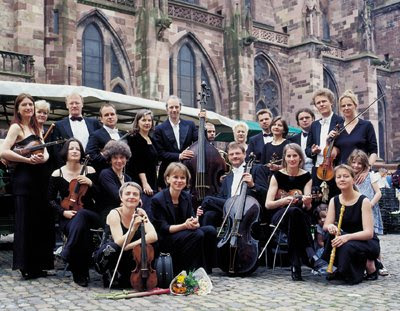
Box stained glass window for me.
[112,84,125,94]
[254,56,281,116]
[83,24,104,90]
[178,44,195,107]
[111,48,122,80]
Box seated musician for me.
[151,162,216,274]
[323,164,380,284]
[265,143,328,281]
[97,140,132,224]
[93,182,158,288]
[48,138,100,287]
[200,142,268,228]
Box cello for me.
[183,82,226,207]
[217,153,260,275]
[130,220,158,291]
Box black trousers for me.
[271,206,315,267]
[160,226,217,274]
[322,235,380,284]
[61,209,101,276]
[200,196,226,228]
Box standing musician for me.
[48,138,100,287]
[151,162,216,274]
[323,164,380,284]
[35,100,51,139]
[126,110,158,198]
[333,90,377,182]
[153,95,198,189]
[260,116,290,182]
[97,140,132,225]
[265,143,329,281]
[305,88,343,199]
[52,93,102,167]
[200,142,268,228]
[232,122,249,152]
[289,108,315,173]
[0,93,54,279]
[246,108,273,162]
[93,182,157,288]
[86,103,126,174]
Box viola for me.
[61,155,91,211]
[316,124,340,181]
[275,189,322,207]
[217,153,260,275]
[130,220,157,291]
[183,82,226,207]
[43,124,55,141]
[12,138,65,158]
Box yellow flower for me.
[177,275,185,283]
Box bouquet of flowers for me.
[170,268,212,296]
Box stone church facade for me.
[0,0,399,162]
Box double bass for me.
[217,153,260,275]
[183,82,226,207]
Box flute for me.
[327,204,346,273]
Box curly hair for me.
[102,140,132,162]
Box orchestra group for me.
[0,87,388,288]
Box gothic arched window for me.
[377,83,386,161]
[83,24,104,90]
[254,56,281,116]
[112,84,125,94]
[323,67,339,110]
[178,44,195,107]
[111,47,122,80]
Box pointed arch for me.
[82,23,104,90]
[77,9,134,94]
[254,53,282,117]
[170,33,222,112]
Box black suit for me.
[151,188,216,273]
[85,127,125,173]
[246,132,266,162]
[289,133,301,145]
[153,119,198,188]
[201,164,269,228]
[52,117,102,167]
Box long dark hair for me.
[12,93,40,136]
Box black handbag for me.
[155,253,173,289]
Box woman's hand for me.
[331,234,349,248]
[327,224,339,236]
[356,170,369,184]
[196,207,204,218]
[76,175,92,186]
[303,196,312,210]
[279,196,295,207]
[185,217,199,230]
[29,153,46,164]
[63,210,77,219]
[142,183,154,196]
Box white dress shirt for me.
[316,112,333,167]
[263,132,273,144]
[231,164,245,197]
[169,119,181,150]
[103,125,120,141]
[69,115,90,149]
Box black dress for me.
[127,133,158,191]
[270,170,314,268]
[48,170,100,278]
[261,140,290,181]
[93,209,141,287]
[12,135,54,273]
[322,195,380,284]
[97,167,131,225]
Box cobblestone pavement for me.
[0,234,399,311]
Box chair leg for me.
[62,263,69,277]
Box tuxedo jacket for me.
[246,132,265,162]
[305,113,344,165]
[153,119,198,186]
[289,133,302,145]
[151,188,194,239]
[85,127,126,173]
[52,117,102,167]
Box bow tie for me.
[302,132,308,138]
[263,133,271,137]
[70,116,83,122]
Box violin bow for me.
[109,213,137,290]
[258,196,295,259]
[337,93,385,135]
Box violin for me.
[130,219,157,291]
[316,124,340,181]
[12,138,65,158]
[217,153,260,275]
[61,155,91,211]
[264,152,282,168]
[43,124,55,141]
[275,189,322,207]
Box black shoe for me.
[291,266,303,281]
[73,273,88,287]
[364,269,378,281]
[20,270,48,280]
[326,271,342,281]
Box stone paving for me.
[0,234,399,311]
